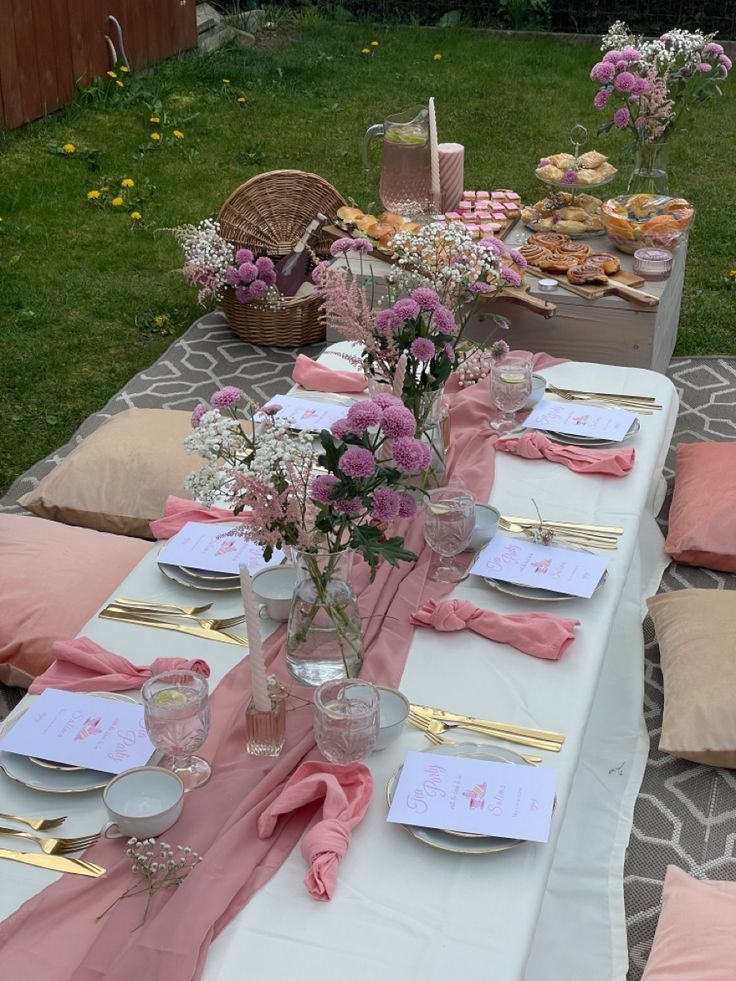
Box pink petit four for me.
[476,191,489,200]
[492,211,507,221]
[458,200,473,211]
[462,190,477,200]
[491,191,505,200]
[505,191,521,201]
[445,212,462,221]
[465,223,480,238]
[475,211,492,221]
[478,223,495,233]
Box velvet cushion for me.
[641,865,736,980]
[647,590,736,768]
[665,441,736,573]
[18,409,202,539]
[0,515,151,686]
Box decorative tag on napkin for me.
[469,533,608,599]
[255,394,348,432]
[0,688,155,773]
[524,399,636,441]
[158,521,284,575]
[388,750,557,842]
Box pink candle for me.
[438,142,464,213]
[239,564,270,712]
[393,352,407,399]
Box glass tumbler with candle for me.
[489,356,532,432]
[142,670,211,791]
[313,679,380,764]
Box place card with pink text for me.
[0,689,155,774]
[388,750,557,841]
[523,399,636,441]
[469,533,608,599]
[158,522,284,575]
[255,394,348,432]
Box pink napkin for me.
[410,598,579,661]
[496,429,634,476]
[292,354,367,394]
[28,637,210,693]
[257,760,372,901]
[149,495,251,540]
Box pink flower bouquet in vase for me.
[184,387,431,685]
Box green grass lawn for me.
[1,23,735,496]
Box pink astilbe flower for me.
[339,446,376,478]
[371,487,401,521]
[210,386,242,408]
[392,437,431,473]
[315,265,383,356]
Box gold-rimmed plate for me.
[540,417,640,448]
[178,566,240,582]
[481,542,608,602]
[387,742,533,854]
[28,692,137,771]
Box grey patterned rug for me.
[1,311,735,978]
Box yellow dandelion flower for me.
[115,80,124,88]
[130,211,142,221]
[236,97,246,103]
[730,269,736,278]
[120,65,129,73]
[433,52,443,61]
[173,130,184,139]
[149,115,160,123]
[154,315,166,326]
[107,70,117,78]
[361,47,371,55]
[102,186,109,192]
[121,178,134,187]
[86,190,100,200]
[111,196,124,207]
[371,40,379,46]
[222,78,230,84]
[150,132,161,141]
[62,143,76,153]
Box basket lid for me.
[218,169,347,257]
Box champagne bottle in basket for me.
[275,213,327,296]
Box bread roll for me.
[365,221,394,241]
[379,212,405,228]
[336,206,363,228]
[353,214,377,232]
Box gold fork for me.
[0,812,66,831]
[419,726,543,764]
[546,384,657,413]
[407,711,561,753]
[114,597,213,616]
[499,518,618,549]
[106,604,247,631]
[0,826,100,855]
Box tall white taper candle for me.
[239,564,270,712]
[393,352,407,400]
[428,97,441,212]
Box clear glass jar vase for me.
[406,388,447,490]
[286,548,363,687]
[627,141,670,196]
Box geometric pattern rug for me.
[1,311,735,978]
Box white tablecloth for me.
[0,356,677,980]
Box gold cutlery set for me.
[500,515,623,551]
[0,814,104,877]
[408,704,564,755]
[546,383,662,413]
[99,597,249,646]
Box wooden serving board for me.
[525,265,660,306]
[492,285,556,319]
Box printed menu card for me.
[523,399,636,441]
[0,689,155,773]
[255,394,348,432]
[158,522,284,575]
[388,751,557,842]
[469,533,608,599]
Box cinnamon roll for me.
[518,243,554,267]
[567,263,609,286]
[587,252,621,274]
[554,241,592,260]
[528,231,570,250]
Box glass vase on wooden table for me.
[286,548,363,687]
[627,141,670,196]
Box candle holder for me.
[245,693,286,757]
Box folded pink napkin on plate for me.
[496,429,634,476]
[410,598,579,661]
[149,495,250,540]
[257,760,372,901]
[292,354,367,394]
[28,637,210,693]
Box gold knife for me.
[0,848,105,876]
[411,704,565,744]
[99,609,248,646]
[503,516,624,535]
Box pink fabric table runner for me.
[0,353,564,980]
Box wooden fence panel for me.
[0,0,197,129]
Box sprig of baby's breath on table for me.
[97,838,202,930]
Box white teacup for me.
[103,766,184,839]
[525,374,547,409]
[252,564,297,622]
[470,503,501,553]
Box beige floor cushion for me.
[18,408,203,539]
[647,589,736,767]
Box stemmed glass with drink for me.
[423,487,476,583]
[142,670,211,792]
[489,356,533,432]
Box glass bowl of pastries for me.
[334,206,421,254]
[534,150,617,187]
[521,191,604,237]
[601,194,695,254]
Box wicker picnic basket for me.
[217,170,346,346]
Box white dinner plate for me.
[540,417,640,448]
[28,692,137,771]
[179,566,240,582]
[480,544,608,602]
[386,742,532,855]
[157,560,241,592]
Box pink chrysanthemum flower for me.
[562,169,578,185]
[502,267,521,287]
[392,298,421,321]
[392,437,431,473]
[372,391,402,410]
[479,236,505,257]
[398,492,418,518]
[249,279,267,300]
[339,446,376,478]
[433,305,457,333]
[311,474,340,503]
[238,262,258,283]
[590,61,615,83]
[614,106,631,128]
[191,403,208,428]
[381,404,416,439]
[330,237,356,256]
[470,281,493,294]
[260,269,277,287]
[235,248,254,264]
[235,286,253,303]
[225,267,241,287]
[330,418,350,439]
[603,49,623,63]
[350,238,373,254]
[410,337,435,361]
[491,339,510,359]
[346,400,383,435]
[411,287,440,309]
[614,71,637,93]
[371,487,401,521]
[255,256,274,274]
[336,497,363,516]
[594,88,611,109]
[374,308,400,334]
[509,249,527,269]
[210,386,241,408]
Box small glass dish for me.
[633,248,673,282]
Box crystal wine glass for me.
[142,670,211,792]
[489,357,533,432]
[423,487,476,583]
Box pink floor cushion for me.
[0,515,151,686]
[665,441,736,572]
[642,865,736,979]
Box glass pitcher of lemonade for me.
[363,106,432,217]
